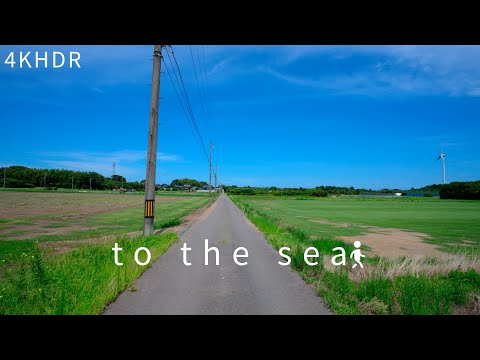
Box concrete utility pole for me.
[3,168,5,190]
[143,45,162,236]
[215,163,217,192]
[89,178,92,190]
[71,176,74,190]
[209,141,213,196]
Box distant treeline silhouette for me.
[440,181,480,200]
[0,165,139,190]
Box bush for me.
[423,193,433,197]
[311,189,328,197]
[439,181,480,200]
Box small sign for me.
[144,200,155,218]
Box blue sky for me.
[1,45,479,189]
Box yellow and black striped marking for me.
[144,199,155,218]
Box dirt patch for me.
[340,227,444,258]
[308,217,444,258]
[0,192,186,240]
[0,192,152,218]
[38,198,218,256]
[310,219,351,228]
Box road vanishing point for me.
[103,194,331,315]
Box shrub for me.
[423,193,433,197]
[311,189,328,197]
[439,181,480,200]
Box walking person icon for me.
[350,241,365,269]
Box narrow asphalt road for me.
[103,194,331,315]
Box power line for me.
[189,45,208,126]
[164,46,210,162]
[199,45,215,143]
[162,54,209,162]
[168,46,207,155]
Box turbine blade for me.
[440,143,445,154]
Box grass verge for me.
[0,232,178,314]
[0,192,219,314]
[230,195,480,315]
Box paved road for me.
[103,194,331,315]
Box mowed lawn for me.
[236,196,480,254]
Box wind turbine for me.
[434,143,446,184]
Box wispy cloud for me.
[39,150,180,162]
[414,135,471,149]
[34,149,181,180]
[203,45,480,98]
[91,87,106,94]
[157,153,179,161]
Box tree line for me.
[439,181,480,200]
[0,166,143,190]
[170,178,208,187]
[225,181,480,199]
[2,165,478,199]
[223,185,403,196]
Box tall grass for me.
[0,232,177,314]
[231,195,480,315]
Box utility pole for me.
[143,45,162,236]
[209,141,213,196]
[44,173,47,188]
[215,163,218,193]
[89,178,92,190]
[3,168,5,190]
[71,176,74,191]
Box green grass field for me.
[231,195,480,314]
[0,192,211,263]
[235,196,480,253]
[0,232,178,314]
[0,191,215,314]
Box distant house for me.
[172,184,192,191]
[157,184,172,191]
[197,185,213,192]
[394,192,402,196]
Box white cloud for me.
[92,87,106,94]
[35,149,181,180]
[200,45,480,98]
[157,153,179,161]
